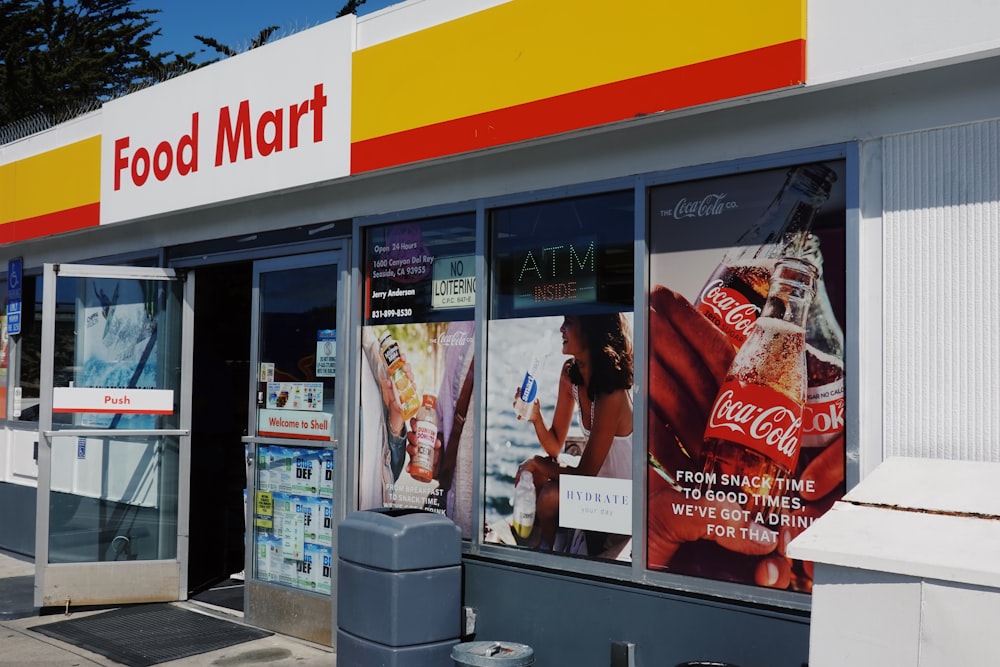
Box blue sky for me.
[149,0,401,61]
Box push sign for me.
[7,258,22,336]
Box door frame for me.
[34,263,194,608]
[243,249,347,645]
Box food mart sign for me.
[100,17,353,224]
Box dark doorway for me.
[188,262,252,595]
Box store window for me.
[357,213,478,539]
[14,274,58,422]
[484,191,635,562]
[645,160,847,593]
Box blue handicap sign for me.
[6,258,21,336]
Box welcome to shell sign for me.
[100,17,354,225]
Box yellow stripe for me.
[0,164,13,225]
[353,0,804,142]
[0,136,101,224]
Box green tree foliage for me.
[193,25,279,66]
[337,0,367,18]
[1,0,370,133]
[0,0,196,127]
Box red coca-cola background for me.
[646,159,847,593]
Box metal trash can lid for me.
[451,641,535,666]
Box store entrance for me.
[188,262,252,600]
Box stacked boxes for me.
[254,445,334,596]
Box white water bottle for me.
[514,355,545,419]
[512,471,536,539]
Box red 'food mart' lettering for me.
[113,113,199,190]
[215,83,328,166]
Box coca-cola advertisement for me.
[358,216,477,538]
[358,320,476,538]
[646,160,846,593]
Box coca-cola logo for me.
[660,193,738,219]
[698,280,760,334]
[708,389,802,460]
[803,398,845,435]
[433,331,474,346]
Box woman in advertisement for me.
[515,312,633,553]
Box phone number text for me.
[369,308,414,320]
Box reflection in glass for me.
[48,434,179,563]
[44,273,183,564]
[259,264,338,401]
[51,276,183,429]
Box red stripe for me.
[0,201,100,245]
[352,40,804,174]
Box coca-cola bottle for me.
[801,234,845,450]
[696,164,837,348]
[700,256,817,520]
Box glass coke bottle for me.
[695,164,836,348]
[699,256,818,522]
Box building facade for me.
[1,1,999,664]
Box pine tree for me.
[0,0,193,127]
[0,0,369,132]
[193,26,280,66]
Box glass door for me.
[244,251,344,646]
[34,263,191,608]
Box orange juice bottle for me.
[378,331,421,420]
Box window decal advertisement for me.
[646,161,847,592]
[358,215,476,539]
[485,192,635,562]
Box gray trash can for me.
[452,641,535,666]
[337,508,462,667]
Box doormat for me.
[30,603,272,667]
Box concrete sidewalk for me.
[0,550,337,666]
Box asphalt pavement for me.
[0,549,337,666]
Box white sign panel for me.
[53,387,174,414]
[432,254,476,309]
[316,329,336,377]
[101,17,354,224]
[559,474,633,536]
